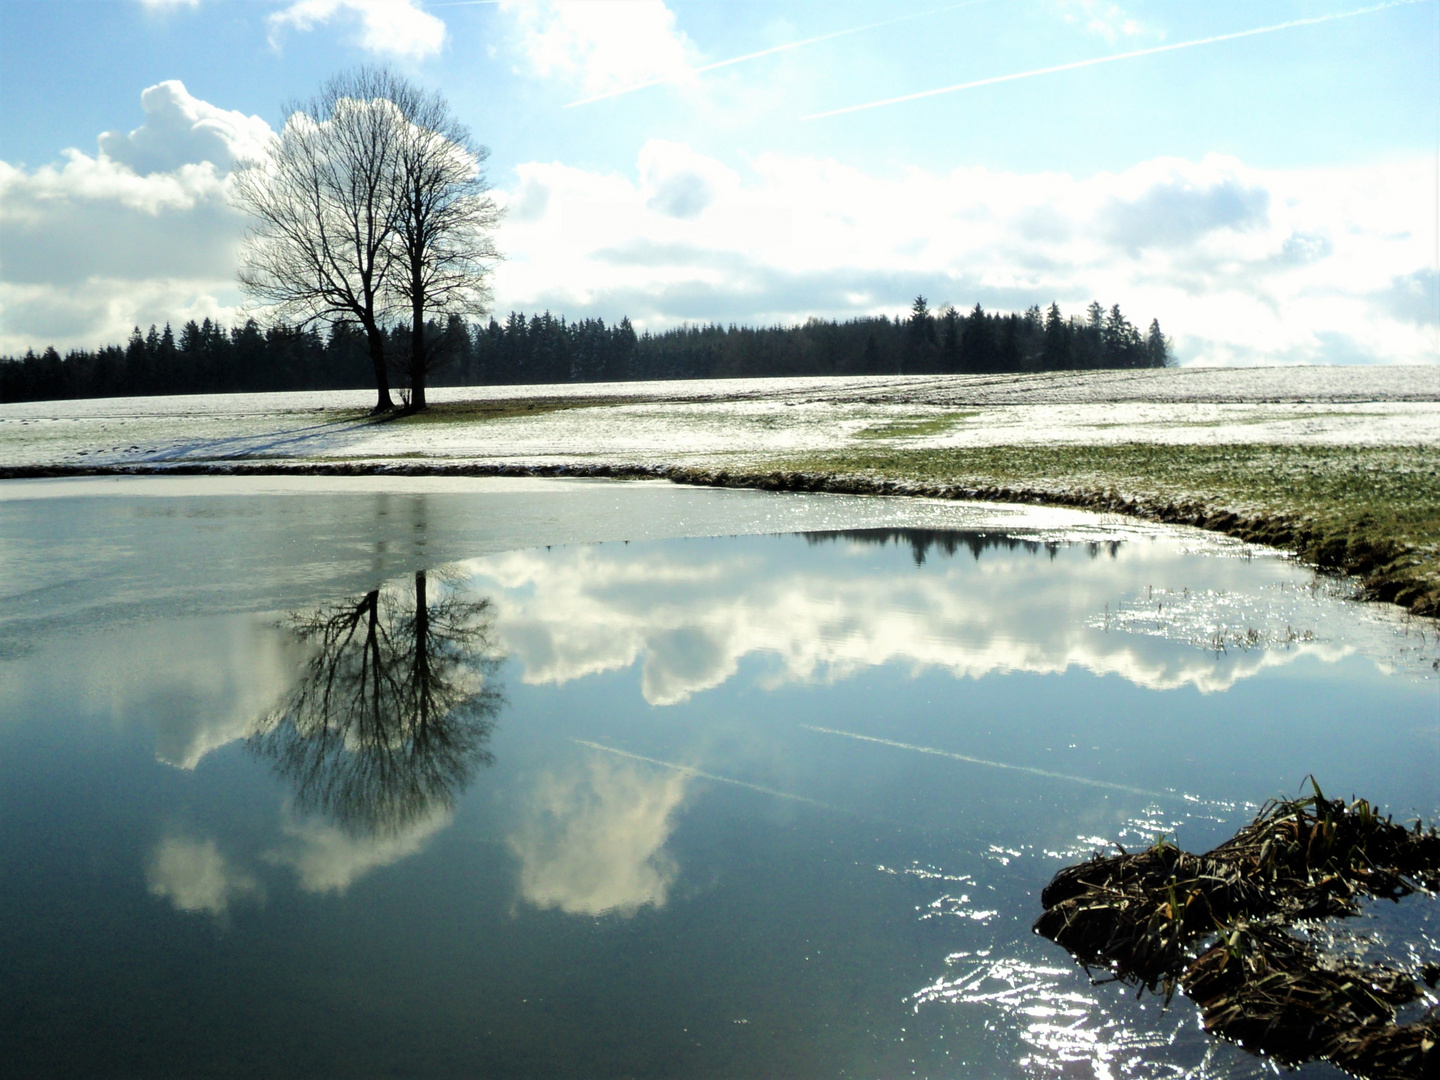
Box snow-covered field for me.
[2,366,1437,471]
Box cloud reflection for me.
[264,807,452,895]
[91,618,302,770]
[509,757,688,916]
[466,530,1346,704]
[145,835,261,917]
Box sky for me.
[0,0,1437,365]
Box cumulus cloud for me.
[509,757,688,916]
[267,0,446,59]
[0,81,263,354]
[1101,169,1270,252]
[1,154,237,287]
[500,0,697,97]
[1377,268,1440,327]
[98,80,272,175]
[146,835,261,916]
[491,145,1438,365]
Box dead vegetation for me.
[1034,782,1440,1079]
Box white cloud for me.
[509,757,688,916]
[0,278,243,357]
[267,0,447,60]
[138,0,201,10]
[146,835,261,916]
[0,81,264,354]
[4,78,1435,365]
[98,80,273,175]
[265,808,452,893]
[492,145,1438,365]
[499,0,697,97]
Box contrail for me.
[800,725,1166,798]
[571,739,838,809]
[565,1,987,108]
[803,0,1428,120]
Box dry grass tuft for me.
[1034,783,1440,1079]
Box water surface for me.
[1,478,1436,1079]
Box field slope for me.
[3,366,1437,615]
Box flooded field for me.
[1,477,1436,1079]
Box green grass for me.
[854,412,977,440]
[751,443,1440,616]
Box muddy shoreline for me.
[6,457,1436,621]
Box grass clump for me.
[1034,782,1440,1079]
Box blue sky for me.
[1,0,1437,363]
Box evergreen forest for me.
[0,298,1170,404]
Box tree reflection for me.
[803,529,1122,566]
[250,570,504,836]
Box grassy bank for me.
[650,446,1428,616]
[676,443,1440,617]
[4,440,1436,618]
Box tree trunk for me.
[365,322,394,412]
[409,269,427,411]
[413,571,430,727]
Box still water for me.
[2,477,1437,1079]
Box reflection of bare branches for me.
[250,571,504,837]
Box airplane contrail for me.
[800,725,1167,798]
[803,0,1429,120]
[571,739,840,809]
[565,1,987,108]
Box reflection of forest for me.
[249,571,504,836]
[803,529,1123,566]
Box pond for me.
[2,476,1437,1079]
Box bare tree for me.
[232,67,500,413]
[233,69,410,411]
[373,73,501,410]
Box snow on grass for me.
[2,367,1436,618]
[2,367,1437,472]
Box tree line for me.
[0,297,1170,404]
